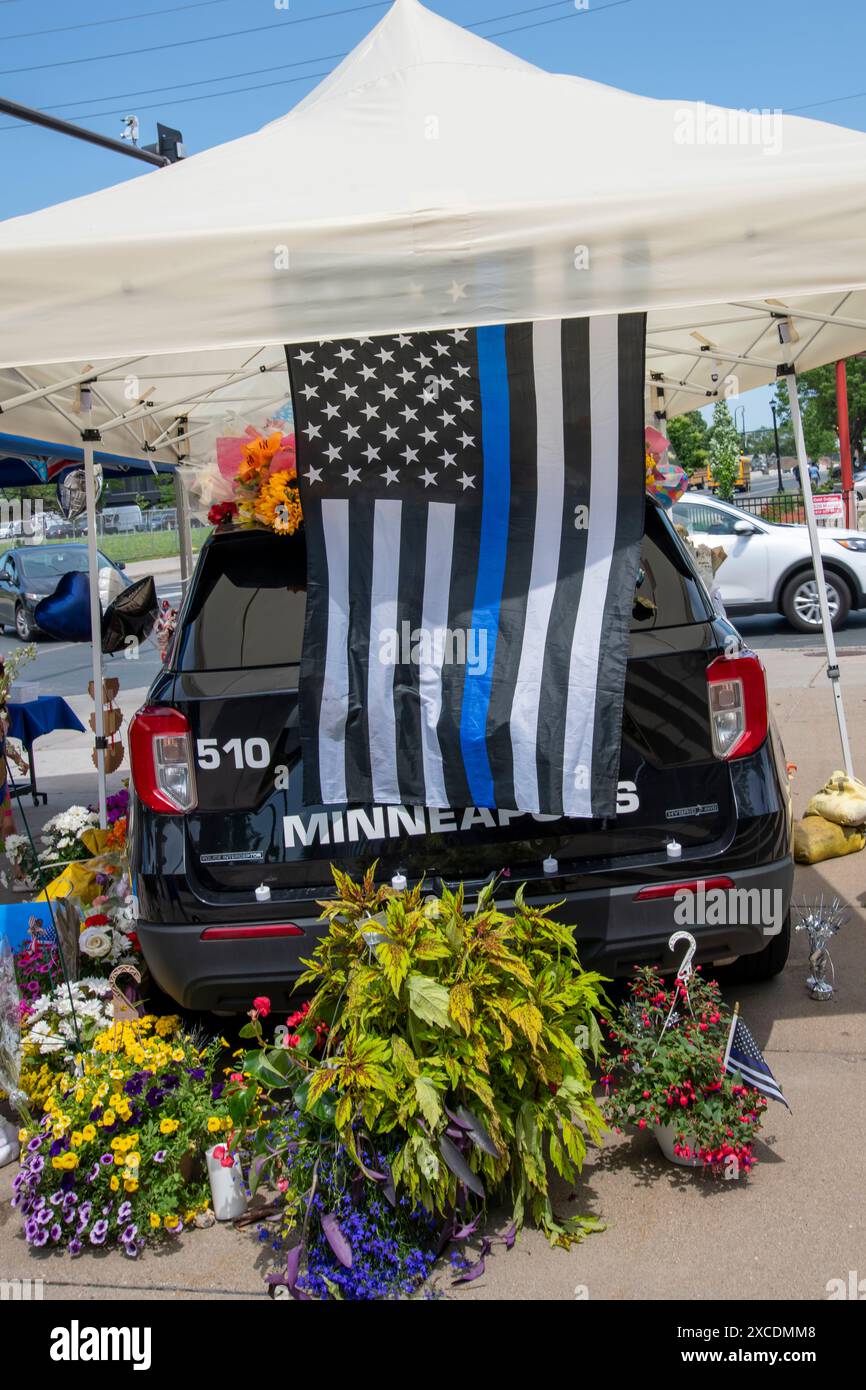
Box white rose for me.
[79,926,112,960]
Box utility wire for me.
[1,0,231,43]
[0,0,391,78]
[0,0,636,129]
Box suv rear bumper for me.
[137,852,794,1012]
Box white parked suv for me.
[671,491,866,632]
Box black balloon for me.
[101,576,159,655]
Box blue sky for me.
[1,0,862,430]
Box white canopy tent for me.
[0,0,864,819]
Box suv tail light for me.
[706,652,768,760]
[129,706,197,813]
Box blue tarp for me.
[0,430,177,484]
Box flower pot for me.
[206,1145,248,1221]
[0,1115,20,1169]
[653,1123,702,1168]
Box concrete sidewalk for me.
[2,647,865,1300]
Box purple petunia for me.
[24,1217,39,1242]
[69,1238,83,1257]
[27,1136,42,1153]
[29,1156,44,1174]
[118,1201,132,1222]
[152,1150,167,1164]
[100,1153,114,1166]
[90,1219,109,1246]
[50,1223,62,1242]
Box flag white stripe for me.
[726,1058,782,1094]
[510,318,565,813]
[367,498,403,803]
[563,314,620,817]
[419,501,455,806]
[319,498,350,803]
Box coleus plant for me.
[600,965,767,1171]
[234,866,610,1285]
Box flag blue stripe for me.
[460,324,511,806]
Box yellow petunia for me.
[150,1213,161,1229]
[207,1117,221,1133]
[159,1118,180,1135]
[70,1131,83,1148]
[51,1152,78,1171]
[82,1125,96,1143]
[101,1109,116,1126]
[110,1175,120,1191]
[123,1179,139,1193]
[164,1214,180,1231]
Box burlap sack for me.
[794,813,866,864]
[805,771,866,827]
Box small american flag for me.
[724,1013,789,1108]
[286,315,646,816]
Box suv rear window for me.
[173,501,710,672]
[172,529,307,672]
[630,500,713,630]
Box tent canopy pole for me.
[784,369,855,779]
[82,407,108,829]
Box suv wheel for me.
[781,570,850,632]
[15,604,35,641]
[723,912,791,984]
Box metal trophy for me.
[794,896,847,1001]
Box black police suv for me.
[129,500,793,1012]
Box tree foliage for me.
[708,400,742,501]
[667,410,710,475]
[773,360,866,462]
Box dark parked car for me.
[0,543,128,641]
[129,502,794,1012]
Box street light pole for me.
[771,403,784,493]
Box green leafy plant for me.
[601,967,766,1171]
[241,868,609,1249]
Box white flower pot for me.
[206,1145,248,1221]
[0,1115,20,1168]
[653,1123,702,1168]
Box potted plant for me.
[601,966,766,1173]
[231,870,610,1297]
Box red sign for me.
[812,493,845,521]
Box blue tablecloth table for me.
[5,695,86,805]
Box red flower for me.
[208,500,238,526]
[252,995,271,1018]
[85,913,109,928]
